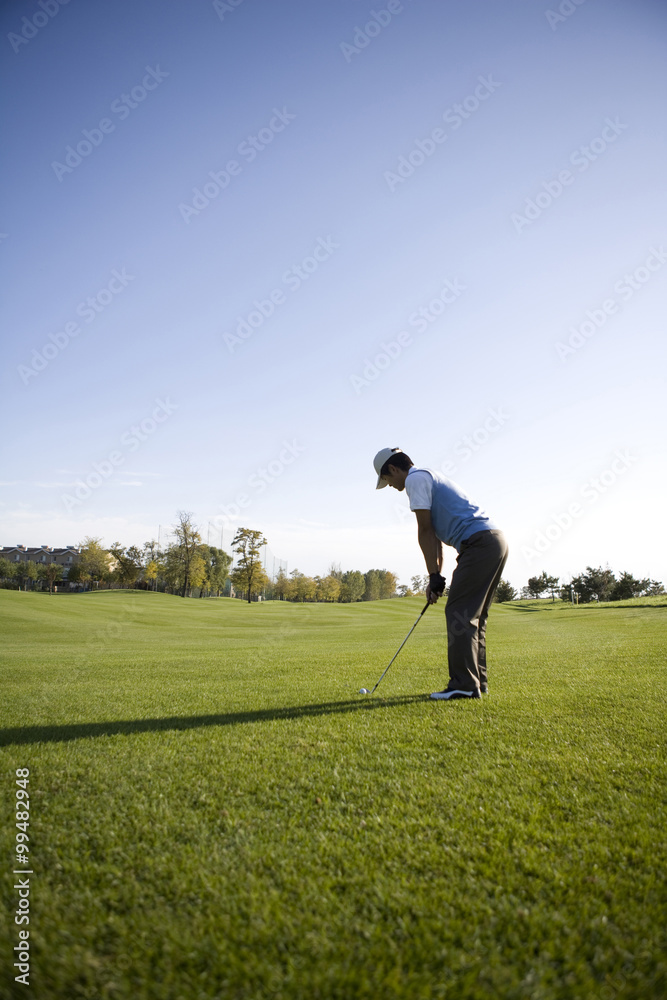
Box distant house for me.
[0,545,81,577]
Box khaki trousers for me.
[444,530,508,692]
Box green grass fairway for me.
[1,591,665,1000]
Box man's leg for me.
[476,535,509,690]
[444,530,508,693]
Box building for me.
[0,546,81,576]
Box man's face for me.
[381,464,407,490]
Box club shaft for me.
[371,601,430,692]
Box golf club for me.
[360,600,430,695]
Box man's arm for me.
[415,510,445,604]
[414,508,443,580]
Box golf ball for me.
[359,688,369,694]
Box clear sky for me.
[2,0,666,591]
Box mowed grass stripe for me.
[0,590,665,1000]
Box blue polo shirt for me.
[405,467,499,551]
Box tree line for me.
[0,557,65,593]
[0,538,232,597]
[495,567,664,604]
[224,525,398,603]
[0,514,233,597]
[0,515,400,603]
[5,513,659,606]
[70,514,235,598]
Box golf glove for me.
[429,572,446,597]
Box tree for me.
[162,539,208,598]
[377,570,397,599]
[526,574,547,598]
[172,511,203,598]
[194,543,212,597]
[38,563,63,594]
[231,561,270,600]
[163,546,186,595]
[109,544,143,588]
[231,528,268,603]
[411,575,425,595]
[204,546,232,597]
[610,571,650,601]
[579,566,616,603]
[397,584,411,597]
[25,561,39,591]
[273,567,293,601]
[288,569,316,602]
[316,574,341,602]
[494,579,517,602]
[362,569,397,601]
[610,573,664,599]
[524,571,558,600]
[339,570,365,603]
[14,560,38,591]
[66,563,83,588]
[565,575,585,602]
[561,571,664,603]
[563,577,587,603]
[143,539,159,563]
[78,537,111,589]
[328,562,343,581]
[144,560,158,591]
[142,540,160,590]
[363,569,381,601]
[563,567,615,603]
[188,550,208,595]
[0,557,16,586]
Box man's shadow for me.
[1,695,427,746]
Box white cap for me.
[373,447,401,489]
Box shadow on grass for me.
[500,605,541,613]
[0,695,428,747]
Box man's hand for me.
[426,572,446,604]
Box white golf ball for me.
[359,688,369,694]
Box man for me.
[373,447,508,700]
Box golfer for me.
[373,447,508,700]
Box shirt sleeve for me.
[405,470,433,510]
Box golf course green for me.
[1,590,665,999]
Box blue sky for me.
[2,0,666,591]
